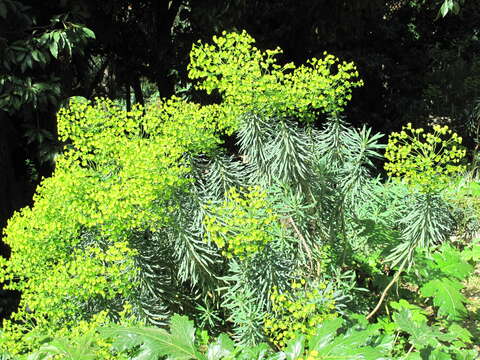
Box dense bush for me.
[0,31,479,359]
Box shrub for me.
[0,31,364,353]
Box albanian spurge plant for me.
[1,31,478,360]
[0,30,365,354]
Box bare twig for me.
[286,216,313,266]
[404,344,415,358]
[366,257,407,320]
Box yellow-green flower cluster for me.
[0,241,137,355]
[0,306,135,358]
[264,280,337,348]
[189,31,362,123]
[384,123,466,193]
[0,96,234,354]
[297,349,322,360]
[204,187,277,260]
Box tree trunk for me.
[132,75,145,106]
[151,0,180,99]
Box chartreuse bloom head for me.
[384,123,466,193]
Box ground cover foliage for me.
[0,31,479,359]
